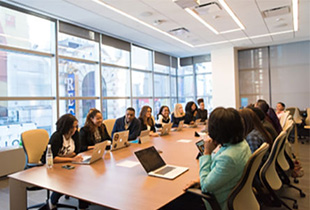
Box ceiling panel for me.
[5,0,310,57]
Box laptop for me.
[139,130,150,144]
[189,119,200,128]
[111,130,130,151]
[134,146,189,180]
[73,141,107,164]
[171,120,184,132]
[158,123,173,136]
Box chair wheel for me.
[65,195,70,199]
[300,192,306,197]
[293,203,298,209]
[294,179,299,184]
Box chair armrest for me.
[186,188,221,210]
[26,163,44,168]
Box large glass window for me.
[0,100,56,147]
[154,74,169,97]
[58,33,99,61]
[132,98,153,117]
[0,50,55,97]
[0,7,55,53]
[101,66,130,97]
[132,45,152,71]
[132,71,152,97]
[101,44,130,67]
[102,99,131,119]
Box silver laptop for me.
[171,120,184,131]
[158,123,172,136]
[139,130,150,144]
[189,119,200,128]
[111,130,130,151]
[73,141,107,165]
[134,146,188,180]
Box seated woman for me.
[184,107,251,210]
[171,103,185,128]
[80,108,111,152]
[155,105,171,128]
[196,98,208,122]
[48,114,89,210]
[239,108,273,153]
[255,99,282,134]
[184,101,198,124]
[139,105,159,137]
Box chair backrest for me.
[279,111,290,128]
[305,108,310,125]
[21,129,49,164]
[103,119,116,137]
[259,131,287,191]
[277,122,293,171]
[227,143,269,210]
[286,107,302,124]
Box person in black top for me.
[79,108,111,152]
[155,105,171,128]
[184,101,198,125]
[139,105,159,137]
[47,114,89,209]
[171,103,185,128]
[196,98,208,122]
[111,107,141,141]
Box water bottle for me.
[46,144,53,169]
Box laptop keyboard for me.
[155,166,175,175]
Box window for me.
[102,99,131,119]
[132,71,152,97]
[0,6,55,148]
[132,98,153,117]
[132,45,152,71]
[0,6,55,53]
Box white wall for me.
[211,47,239,109]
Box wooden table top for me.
[9,127,204,210]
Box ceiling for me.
[5,0,310,57]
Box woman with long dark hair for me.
[139,105,158,137]
[80,108,111,152]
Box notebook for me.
[73,141,107,165]
[171,120,184,131]
[134,146,188,180]
[139,130,150,144]
[111,130,130,151]
[158,123,173,136]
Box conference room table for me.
[9,125,206,210]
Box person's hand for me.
[88,146,95,150]
[190,121,195,125]
[150,132,159,137]
[204,136,218,155]
[72,155,83,162]
[183,179,200,191]
[193,111,197,117]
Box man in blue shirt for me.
[111,107,141,141]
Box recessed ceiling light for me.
[140,11,153,17]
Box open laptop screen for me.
[135,146,166,173]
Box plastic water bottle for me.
[46,144,53,169]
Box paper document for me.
[177,139,192,143]
[116,160,140,168]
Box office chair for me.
[187,143,270,210]
[259,131,298,210]
[22,129,77,210]
[276,123,306,197]
[103,118,116,137]
[305,108,310,126]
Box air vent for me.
[194,2,222,15]
[174,0,199,9]
[262,6,290,18]
[168,27,190,36]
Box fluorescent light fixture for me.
[92,0,194,47]
[292,0,299,31]
[195,30,294,47]
[219,28,242,34]
[185,8,219,34]
[218,0,245,30]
